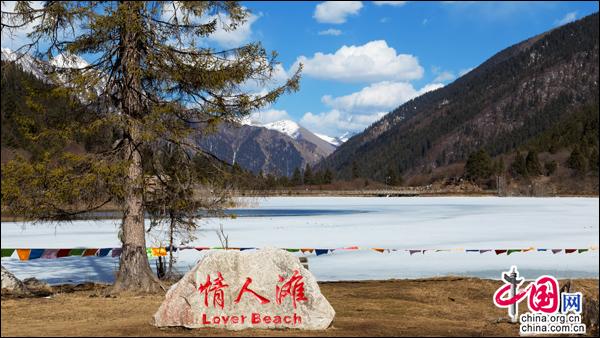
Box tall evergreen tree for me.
[323,168,333,184]
[464,149,493,180]
[525,150,542,176]
[510,151,528,178]
[567,146,588,175]
[303,163,313,185]
[351,160,360,179]
[291,166,302,186]
[1,1,300,292]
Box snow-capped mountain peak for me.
[1,48,46,80]
[50,53,90,69]
[314,133,341,147]
[262,120,301,139]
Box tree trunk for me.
[112,126,160,293]
[168,215,174,276]
[112,2,160,293]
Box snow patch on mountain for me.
[262,120,301,139]
[314,133,341,146]
[1,48,46,80]
[50,53,90,69]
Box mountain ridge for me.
[318,13,599,182]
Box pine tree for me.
[464,149,493,180]
[351,161,360,179]
[510,151,528,178]
[291,167,302,186]
[544,160,558,176]
[385,167,398,186]
[303,164,313,185]
[567,146,588,175]
[525,150,542,176]
[323,168,333,184]
[0,2,300,292]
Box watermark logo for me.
[493,266,586,335]
[561,292,582,314]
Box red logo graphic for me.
[493,266,560,321]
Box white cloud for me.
[373,1,407,7]
[433,70,455,82]
[322,81,443,113]
[318,28,343,36]
[246,109,291,125]
[241,63,289,95]
[303,81,443,135]
[293,40,423,83]
[1,1,45,50]
[555,12,577,26]
[314,1,363,24]
[161,4,259,48]
[207,12,259,48]
[380,17,390,23]
[301,109,386,136]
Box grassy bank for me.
[1,278,598,336]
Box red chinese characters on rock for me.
[197,270,308,309]
[235,277,271,305]
[276,270,308,309]
[198,272,229,309]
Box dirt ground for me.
[1,277,598,337]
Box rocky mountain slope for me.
[194,121,334,177]
[1,50,337,176]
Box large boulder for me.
[153,248,335,330]
[1,265,28,295]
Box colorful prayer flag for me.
[83,249,98,257]
[41,249,59,259]
[57,249,71,258]
[96,248,111,257]
[17,249,31,261]
[28,249,44,260]
[315,249,329,256]
[152,247,167,257]
[69,248,85,256]
[1,248,15,257]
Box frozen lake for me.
[1,197,598,284]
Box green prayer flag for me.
[286,248,300,253]
[578,249,589,253]
[69,248,85,256]
[1,248,15,257]
[507,249,521,255]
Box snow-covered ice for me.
[1,197,598,284]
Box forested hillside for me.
[319,13,599,190]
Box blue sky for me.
[2,1,598,137]
[236,1,599,137]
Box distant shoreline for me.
[2,193,598,222]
